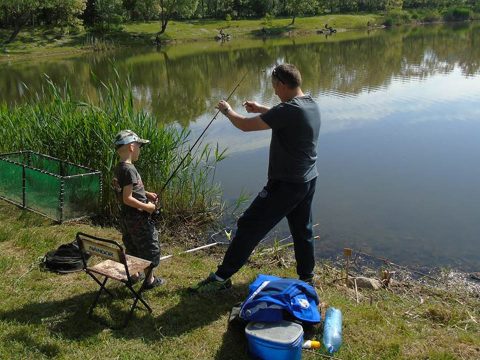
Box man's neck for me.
[282,88,304,102]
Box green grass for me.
[0,202,478,359]
[124,14,383,41]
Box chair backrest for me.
[76,232,124,264]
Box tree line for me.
[1,0,479,44]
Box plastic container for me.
[322,307,342,354]
[302,340,321,349]
[245,320,304,360]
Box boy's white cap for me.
[114,130,150,147]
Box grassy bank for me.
[3,11,480,61]
[0,202,479,359]
[125,14,382,41]
[0,14,382,59]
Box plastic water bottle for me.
[322,307,342,354]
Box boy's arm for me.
[145,191,159,203]
[123,185,156,213]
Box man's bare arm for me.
[217,100,271,132]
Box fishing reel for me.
[150,207,162,222]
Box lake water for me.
[1,23,479,271]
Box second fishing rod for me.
[151,72,248,220]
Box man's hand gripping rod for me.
[151,72,248,220]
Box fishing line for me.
[150,72,248,220]
[159,71,248,194]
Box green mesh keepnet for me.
[0,151,101,222]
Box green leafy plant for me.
[443,7,471,22]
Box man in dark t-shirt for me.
[190,64,321,293]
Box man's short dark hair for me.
[272,64,302,89]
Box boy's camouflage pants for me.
[120,211,160,267]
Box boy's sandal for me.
[144,277,165,290]
[131,272,145,284]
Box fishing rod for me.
[152,71,248,217]
[159,228,232,261]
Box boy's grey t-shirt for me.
[260,95,321,183]
[113,162,148,213]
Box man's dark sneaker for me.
[189,272,232,293]
[300,277,315,287]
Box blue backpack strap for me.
[240,275,284,322]
[240,274,321,324]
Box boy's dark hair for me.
[272,64,302,89]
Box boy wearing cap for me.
[112,130,163,289]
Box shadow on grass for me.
[59,29,156,49]
[0,281,250,345]
[0,203,53,228]
[186,19,229,26]
[215,319,250,360]
[1,26,155,51]
[135,283,250,340]
[0,289,109,339]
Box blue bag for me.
[239,274,321,324]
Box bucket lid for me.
[245,320,303,345]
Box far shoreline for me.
[0,14,381,60]
[2,15,477,64]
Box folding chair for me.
[76,232,153,328]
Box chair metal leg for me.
[136,266,153,311]
[86,267,155,328]
[127,285,152,312]
[88,276,109,317]
[88,272,114,297]
[122,267,154,327]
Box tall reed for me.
[0,75,226,224]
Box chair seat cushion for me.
[88,255,151,282]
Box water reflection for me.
[1,23,479,270]
[2,24,479,121]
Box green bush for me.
[443,7,471,22]
[383,10,411,27]
[91,0,125,34]
[423,10,442,23]
[383,18,393,27]
[261,13,275,27]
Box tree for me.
[0,0,40,44]
[133,0,161,20]
[0,0,86,44]
[156,0,198,37]
[48,0,86,32]
[93,0,125,33]
[386,0,404,10]
[284,0,315,25]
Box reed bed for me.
[0,75,225,225]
